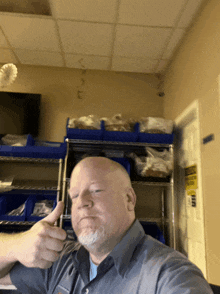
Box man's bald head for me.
[71,156,132,188]
[69,156,136,258]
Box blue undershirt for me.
[89,256,98,281]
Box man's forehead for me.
[70,166,116,185]
[70,163,121,189]
[71,157,117,175]
[70,157,131,186]
[80,157,115,167]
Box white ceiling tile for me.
[65,54,110,70]
[112,56,158,73]
[14,49,64,67]
[0,14,60,51]
[0,0,203,73]
[118,0,187,27]
[178,0,205,28]
[155,59,170,73]
[0,29,9,47]
[58,21,114,56]
[0,48,17,64]
[50,0,118,23]
[114,25,172,59]
[162,28,186,59]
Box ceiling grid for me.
[108,0,122,71]
[0,0,207,74]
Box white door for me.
[175,100,207,278]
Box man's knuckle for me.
[40,261,52,269]
[34,237,42,250]
[59,242,64,251]
[55,239,63,251]
[28,255,37,266]
[54,228,66,239]
[48,250,59,262]
[40,225,48,235]
[54,251,60,259]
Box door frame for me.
[174,99,207,278]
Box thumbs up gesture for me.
[12,201,67,269]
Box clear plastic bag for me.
[7,203,25,216]
[0,176,14,192]
[31,200,54,217]
[1,134,28,146]
[139,117,173,134]
[101,114,132,132]
[68,115,101,130]
[130,147,173,178]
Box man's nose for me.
[77,190,93,209]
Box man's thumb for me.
[42,201,64,225]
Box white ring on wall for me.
[0,63,18,88]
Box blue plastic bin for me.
[66,118,104,140]
[0,135,67,159]
[110,157,131,176]
[22,142,66,159]
[0,134,32,157]
[137,124,174,144]
[103,123,139,142]
[26,193,57,222]
[0,194,29,221]
[138,132,174,144]
[140,221,165,244]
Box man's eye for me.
[72,194,79,199]
[91,189,103,193]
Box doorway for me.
[174,100,207,278]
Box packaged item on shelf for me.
[0,194,29,221]
[7,202,25,216]
[139,117,173,134]
[68,115,101,130]
[101,114,132,132]
[1,134,29,146]
[130,147,173,178]
[31,199,54,217]
[0,135,66,159]
[0,176,14,192]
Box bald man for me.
[0,157,213,293]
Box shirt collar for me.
[74,245,89,269]
[73,219,145,277]
[108,219,145,277]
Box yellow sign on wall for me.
[185,164,197,190]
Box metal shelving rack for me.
[60,138,176,249]
[0,156,64,229]
[0,137,175,249]
[0,152,64,292]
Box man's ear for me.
[126,187,136,211]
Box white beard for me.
[77,227,105,249]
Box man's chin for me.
[78,231,99,247]
[77,228,105,248]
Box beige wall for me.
[163,0,220,284]
[0,65,162,142]
[2,0,220,282]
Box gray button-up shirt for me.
[10,220,213,294]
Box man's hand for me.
[12,201,67,269]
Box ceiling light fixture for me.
[0,63,18,88]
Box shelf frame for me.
[0,158,64,227]
[60,138,176,249]
[0,156,61,163]
[66,138,173,148]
